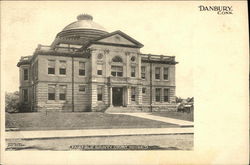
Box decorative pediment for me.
[86,30,144,48]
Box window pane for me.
[111,72,116,77]
[164,68,168,80]
[23,69,28,80]
[155,67,160,79]
[79,85,86,92]
[164,89,169,102]
[131,66,136,77]
[23,89,28,102]
[48,85,56,100]
[155,88,161,102]
[48,68,55,74]
[60,68,66,75]
[97,70,102,75]
[112,56,123,62]
[97,86,103,101]
[111,66,123,77]
[131,87,136,101]
[117,72,123,77]
[142,88,146,94]
[79,69,85,76]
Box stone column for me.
[137,86,142,105]
[127,86,131,105]
[103,85,109,105]
[109,86,113,107]
[91,84,97,111]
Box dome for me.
[62,14,107,32]
[52,14,108,47]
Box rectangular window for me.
[142,88,146,94]
[22,89,28,102]
[48,60,55,74]
[131,87,136,101]
[155,67,161,80]
[97,64,103,75]
[155,88,161,102]
[79,62,85,76]
[164,89,169,102]
[131,66,136,77]
[97,86,103,101]
[48,84,56,100]
[59,61,67,75]
[23,68,28,80]
[163,67,169,80]
[141,66,146,79]
[34,61,38,80]
[111,66,123,77]
[59,85,66,100]
[79,85,86,92]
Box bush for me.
[5,91,20,113]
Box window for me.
[59,85,66,100]
[48,85,56,100]
[141,66,146,79]
[22,89,28,102]
[164,89,169,102]
[97,53,103,59]
[131,56,136,62]
[164,67,169,80]
[48,60,55,74]
[111,66,123,77]
[23,68,28,80]
[79,62,85,76]
[155,88,161,102]
[59,61,66,75]
[131,66,136,77]
[97,86,103,101]
[131,87,136,101]
[97,64,103,75]
[79,85,86,92]
[34,61,38,80]
[142,88,146,94]
[112,56,123,63]
[155,67,161,80]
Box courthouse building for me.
[17,14,178,112]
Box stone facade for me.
[17,14,178,112]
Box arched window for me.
[112,56,123,63]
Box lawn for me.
[150,111,194,121]
[6,112,179,131]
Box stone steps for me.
[105,106,143,113]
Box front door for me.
[112,87,123,106]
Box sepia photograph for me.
[1,1,248,165]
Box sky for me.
[2,1,200,97]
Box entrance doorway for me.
[112,87,123,106]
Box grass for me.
[6,112,179,131]
[150,111,193,121]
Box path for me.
[5,127,193,139]
[108,113,194,127]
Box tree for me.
[5,91,19,113]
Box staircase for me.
[105,106,143,113]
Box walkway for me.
[108,113,194,127]
[5,127,193,139]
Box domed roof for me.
[62,14,107,32]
